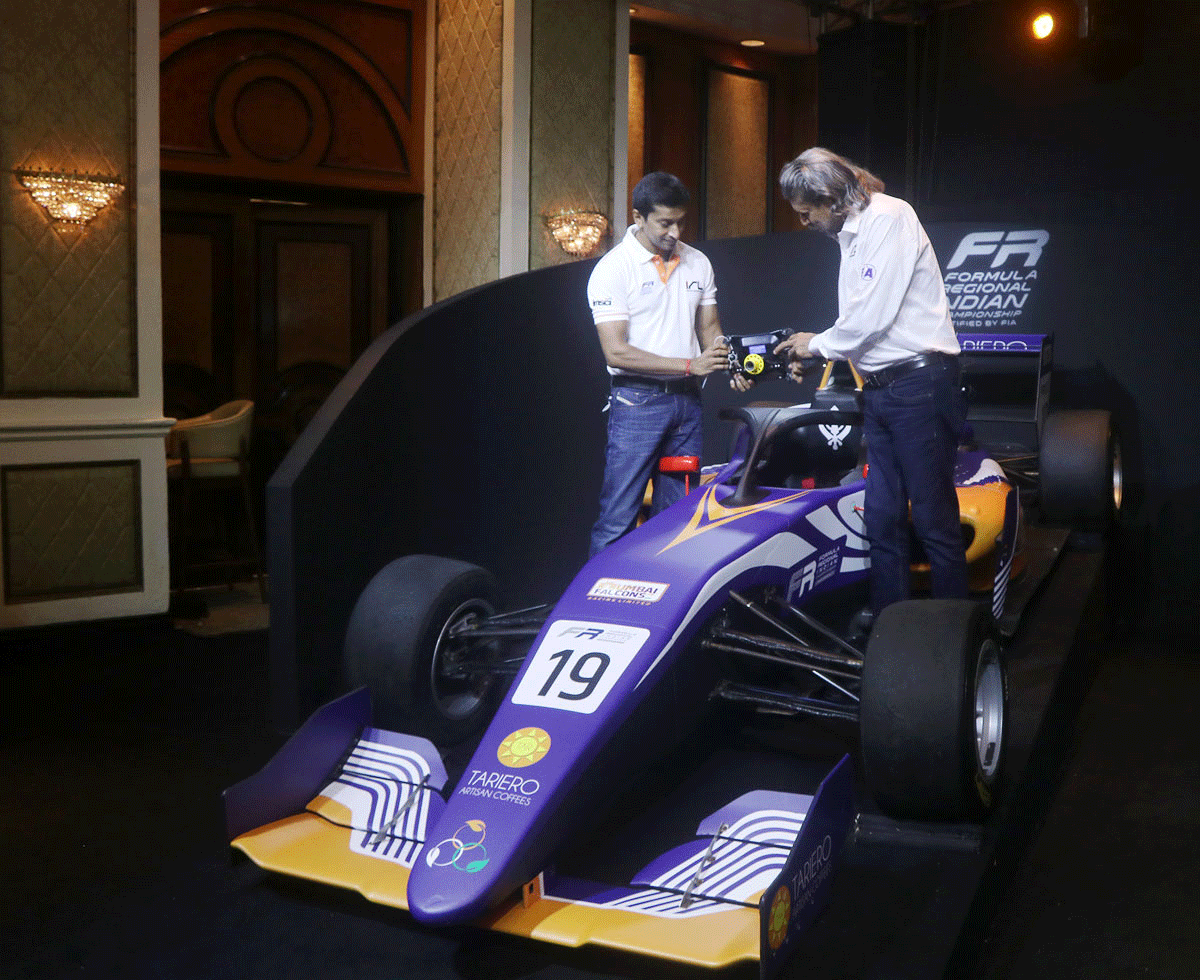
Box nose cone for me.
[407,838,502,927]
[408,884,470,926]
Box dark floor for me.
[2,596,1198,979]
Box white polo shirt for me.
[809,192,959,374]
[587,225,718,377]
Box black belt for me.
[611,375,700,395]
[862,352,957,390]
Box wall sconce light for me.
[14,170,124,230]
[545,210,609,257]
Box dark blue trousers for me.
[862,356,968,615]
[589,387,702,557]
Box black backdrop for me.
[267,1,1200,728]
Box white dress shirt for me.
[809,192,959,374]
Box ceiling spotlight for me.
[740,39,766,47]
[1019,1,1080,46]
[1031,12,1056,40]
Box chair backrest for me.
[167,399,254,460]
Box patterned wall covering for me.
[529,0,614,270]
[434,0,503,300]
[2,462,142,602]
[0,0,135,395]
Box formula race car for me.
[225,336,1120,976]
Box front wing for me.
[225,689,854,977]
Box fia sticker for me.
[860,264,876,281]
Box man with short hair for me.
[586,171,749,556]
[774,148,967,616]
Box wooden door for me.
[162,192,386,412]
[161,191,389,491]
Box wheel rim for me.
[974,638,1004,782]
[430,598,495,721]
[1110,438,1124,514]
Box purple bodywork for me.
[407,472,870,925]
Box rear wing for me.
[958,333,1052,453]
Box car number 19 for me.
[510,620,651,714]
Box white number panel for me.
[510,620,651,714]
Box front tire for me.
[344,554,501,744]
[859,600,1006,821]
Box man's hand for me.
[774,332,817,382]
[729,371,754,392]
[692,336,752,391]
[691,336,733,377]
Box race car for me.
[224,335,1120,976]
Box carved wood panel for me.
[160,0,425,193]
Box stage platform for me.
[1,533,1108,980]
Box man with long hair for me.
[775,148,967,618]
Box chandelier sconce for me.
[14,170,124,230]
[545,209,609,257]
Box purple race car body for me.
[226,336,1121,974]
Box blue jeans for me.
[589,386,702,556]
[863,356,968,615]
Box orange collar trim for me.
[650,254,680,284]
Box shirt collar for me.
[624,224,678,264]
[839,209,863,244]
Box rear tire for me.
[1039,409,1122,528]
[344,554,501,744]
[859,600,1006,821]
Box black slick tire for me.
[343,554,500,744]
[1039,409,1122,528]
[859,599,1006,822]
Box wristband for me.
[685,358,691,376]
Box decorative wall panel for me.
[529,0,614,269]
[275,240,355,370]
[0,0,135,395]
[433,0,503,299]
[704,67,770,240]
[2,462,142,602]
[160,0,425,193]
[627,53,647,225]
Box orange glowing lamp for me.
[1031,12,1056,40]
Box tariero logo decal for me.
[768,886,791,951]
[497,727,551,768]
[425,819,489,873]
